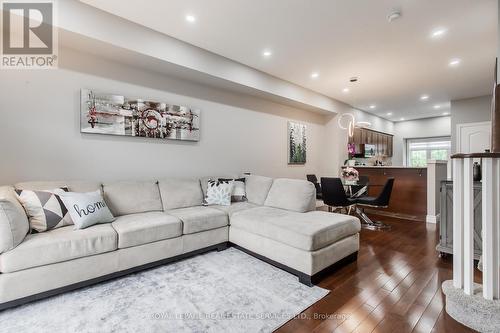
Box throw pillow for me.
[205,180,234,206]
[218,178,247,202]
[15,188,73,233]
[59,190,115,230]
[0,186,30,253]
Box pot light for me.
[400,117,405,121]
[449,58,461,67]
[262,50,272,57]
[433,104,441,109]
[420,95,429,101]
[386,112,393,116]
[342,88,350,93]
[431,28,447,38]
[185,15,196,23]
[369,105,376,109]
[442,112,450,116]
[311,72,319,79]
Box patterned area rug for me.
[0,248,328,333]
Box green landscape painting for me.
[288,121,307,164]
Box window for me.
[406,137,451,167]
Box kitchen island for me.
[354,166,427,219]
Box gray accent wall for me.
[450,95,492,153]
[0,48,393,185]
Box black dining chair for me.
[354,178,394,230]
[320,177,356,214]
[306,174,322,199]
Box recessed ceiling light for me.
[431,28,447,38]
[369,105,376,109]
[400,117,405,121]
[433,104,441,109]
[311,72,319,79]
[420,95,429,101]
[185,15,196,23]
[449,58,461,67]
[386,112,393,116]
[442,112,450,116]
[342,88,350,93]
[262,50,272,57]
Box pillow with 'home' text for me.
[59,190,115,229]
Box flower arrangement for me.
[341,167,359,185]
[347,143,356,159]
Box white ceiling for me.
[80,0,497,122]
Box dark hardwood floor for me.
[277,214,480,333]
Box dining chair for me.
[306,174,322,199]
[320,177,356,214]
[354,178,394,230]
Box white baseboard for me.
[426,214,440,224]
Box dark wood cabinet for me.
[350,128,394,157]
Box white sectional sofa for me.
[0,175,360,310]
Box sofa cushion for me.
[112,212,182,249]
[103,181,162,216]
[0,224,117,273]
[0,186,29,254]
[230,207,361,251]
[211,202,259,217]
[264,178,316,213]
[15,181,102,193]
[167,206,228,234]
[158,178,203,210]
[245,175,273,205]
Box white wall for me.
[392,116,451,166]
[450,95,492,153]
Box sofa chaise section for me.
[229,177,361,285]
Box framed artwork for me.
[80,89,200,141]
[288,121,306,164]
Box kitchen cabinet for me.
[350,128,394,157]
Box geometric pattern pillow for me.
[205,180,234,206]
[15,188,73,233]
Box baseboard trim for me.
[0,242,229,311]
[426,214,440,224]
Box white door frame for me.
[456,121,491,154]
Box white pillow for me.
[59,191,115,229]
[205,180,234,206]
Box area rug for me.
[0,248,328,333]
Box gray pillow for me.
[0,186,29,253]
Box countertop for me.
[349,166,427,169]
